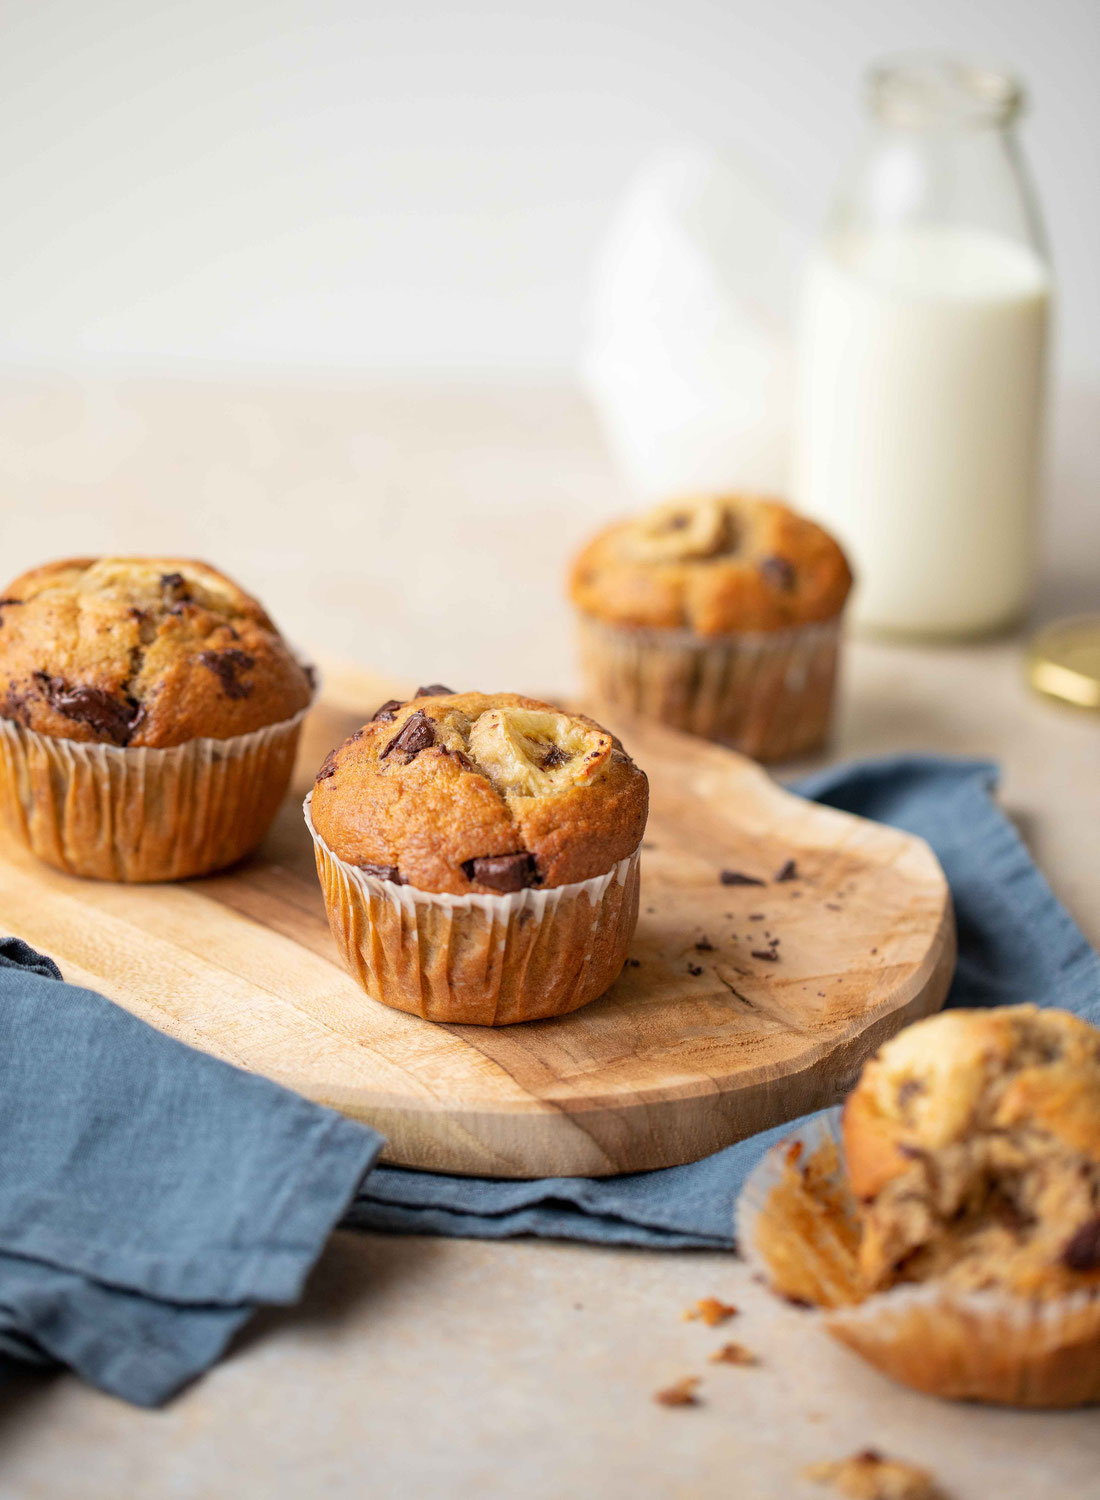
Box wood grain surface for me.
[0,662,955,1177]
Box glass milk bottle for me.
[793,55,1051,638]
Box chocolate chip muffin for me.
[0,557,314,880]
[844,1005,1100,1300]
[569,494,853,761]
[740,1006,1100,1406]
[305,688,648,1024]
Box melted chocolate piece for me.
[896,1078,926,1113]
[439,744,475,773]
[160,571,191,602]
[199,648,255,700]
[33,673,145,745]
[760,555,796,592]
[1063,1216,1100,1272]
[720,870,764,887]
[358,861,404,884]
[461,851,538,893]
[1,686,28,723]
[316,750,339,782]
[687,962,704,976]
[694,937,715,952]
[541,743,569,769]
[751,949,779,962]
[415,683,455,698]
[382,709,435,761]
[371,699,402,723]
[774,859,799,882]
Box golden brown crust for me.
[0,557,312,748]
[843,1006,1100,1297]
[568,494,853,636]
[310,690,649,895]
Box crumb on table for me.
[803,1450,947,1500]
[709,1341,757,1365]
[654,1376,701,1407]
[684,1296,738,1326]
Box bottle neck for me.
[828,107,1047,259]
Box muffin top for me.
[0,557,313,748]
[310,688,649,895]
[843,1006,1100,1297]
[568,494,852,635]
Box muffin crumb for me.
[683,1297,737,1326]
[709,1341,756,1366]
[654,1376,700,1407]
[803,1450,945,1500]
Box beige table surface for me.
[0,373,1097,1500]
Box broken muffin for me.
[0,556,313,880]
[740,1006,1100,1406]
[306,689,648,1023]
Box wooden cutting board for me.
[0,663,955,1177]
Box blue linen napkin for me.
[2,754,1098,1406]
[0,937,383,1406]
[344,757,1100,1248]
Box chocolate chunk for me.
[461,851,538,893]
[415,683,455,698]
[695,937,715,952]
[1063,1216,1100,1272]
[358,862,404,884]
[760,555,796,592]
[371,698,402,722]
[198,648,255,700]
[751,949,779,962]
[625,957,641,968]
[33,673,145,745]
[382,709,435,761]
[687,962,704,976]
[316,750,339,782]
[896,1077,926,1112]
[0,687,27,722]
[720,870,764,887]
[541,743,570,769]
[159,571,191,602]
[774,859,799,882]
[439,744,475,772]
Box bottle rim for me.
[867,52,1025,129]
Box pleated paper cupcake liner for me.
[0,703,311,883]
[736,1108,1100,1407]
[576,614,842,762]
[305,791,641,1025]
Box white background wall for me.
[0,0,1097,380]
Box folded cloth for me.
[0,937,382,1406]
[345,757,1100,1247]
[3,755,1098,1406]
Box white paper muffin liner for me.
[0,702,311,883]
[304,791,641,1025]
[576,614,842,762]
[736,1108,1100,1407]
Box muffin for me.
[305,688,648,1024]
[739,1006,1100,1406]
[0,557,314,880]
[569,494,852,761]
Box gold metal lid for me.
[1027,616,1100,711]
